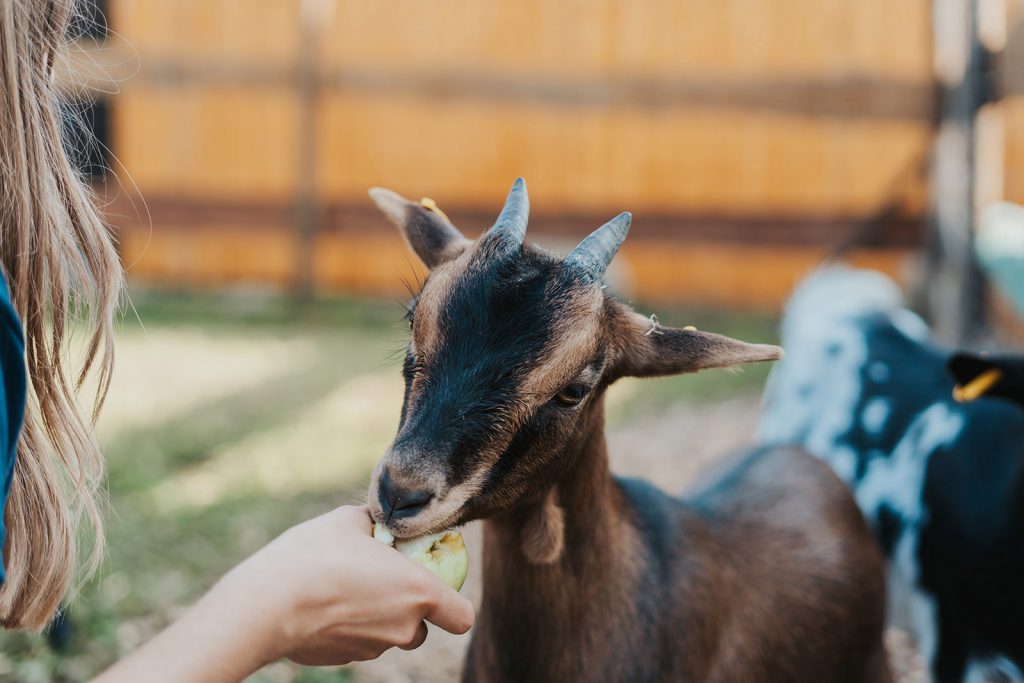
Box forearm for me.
[91,579,276,683]
[89,506,473,680]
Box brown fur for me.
[520,487,565,565]
[462,401,890,683]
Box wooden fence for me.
[65,0,993,309]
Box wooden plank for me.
[321,0,931,83]
[316,92,930,215]
[117,222,908,311]
[112,195,924,248]
[107,83,930,214]
[113,0,300,66]
[619,241,909,310]
[119,225,298,287]
[97,1,934,123]
[113,86,300,200]
[113,63,934,122]
[108,0,931,82]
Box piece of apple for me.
[373,522,469,591]
[372,522,395,546]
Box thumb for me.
[423,583,474,635]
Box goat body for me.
[465,427,889,682]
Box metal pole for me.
[926,0,991,344]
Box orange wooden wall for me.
[74,0,948,309]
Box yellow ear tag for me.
[420,197,451,224]
[952,368,1003,403]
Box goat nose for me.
[378,470,435,520]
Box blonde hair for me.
[0,0,122,629]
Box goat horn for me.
[488,178,530,248]
[565,211,632,282]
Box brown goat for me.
[367,180,890,683]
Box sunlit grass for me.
[149,371,403,511]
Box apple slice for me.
[373,522,469,591]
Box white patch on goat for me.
[892,309,930,341]
[757,325,865,488]
[862,398,890,434]
[758,325,867,487]
[855,403,963,529]
[829,447,858,483]
[758,266,906,486]
[965,655,1024,683]
[885,552,915,631]
[857,404,964,675]
[782,267,904,325]
[886,533,940,674]
[869,361,891,383]
[907,576,940,676]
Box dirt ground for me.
[353,395,927,683]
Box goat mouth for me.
[370,506,467,540]
[366,467,474,537]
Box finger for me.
[335,505,373,533]
[398,621,429,651]
[424,586,475,635]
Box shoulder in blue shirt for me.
[0,277,27,584]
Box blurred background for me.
[4,0,1024,681]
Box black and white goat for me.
[759,265,1024,683]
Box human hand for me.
[210,505,475,667]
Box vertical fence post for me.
[926,0,990,343]
[295,0,332,302]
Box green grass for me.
[122,287,408,333]
[0,290,777,682]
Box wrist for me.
[199,563,290,670]
[91,569,285,683]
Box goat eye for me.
[555,383,590,407]
[403,301,418,331]
[403,354,422,380]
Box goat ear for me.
[369,188,470,269]
[609,304,783,379]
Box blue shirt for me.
[0,277,26,583]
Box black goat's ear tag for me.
[952,368,1002,402]
[948,351,1024,408]
[521,488,564,565]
